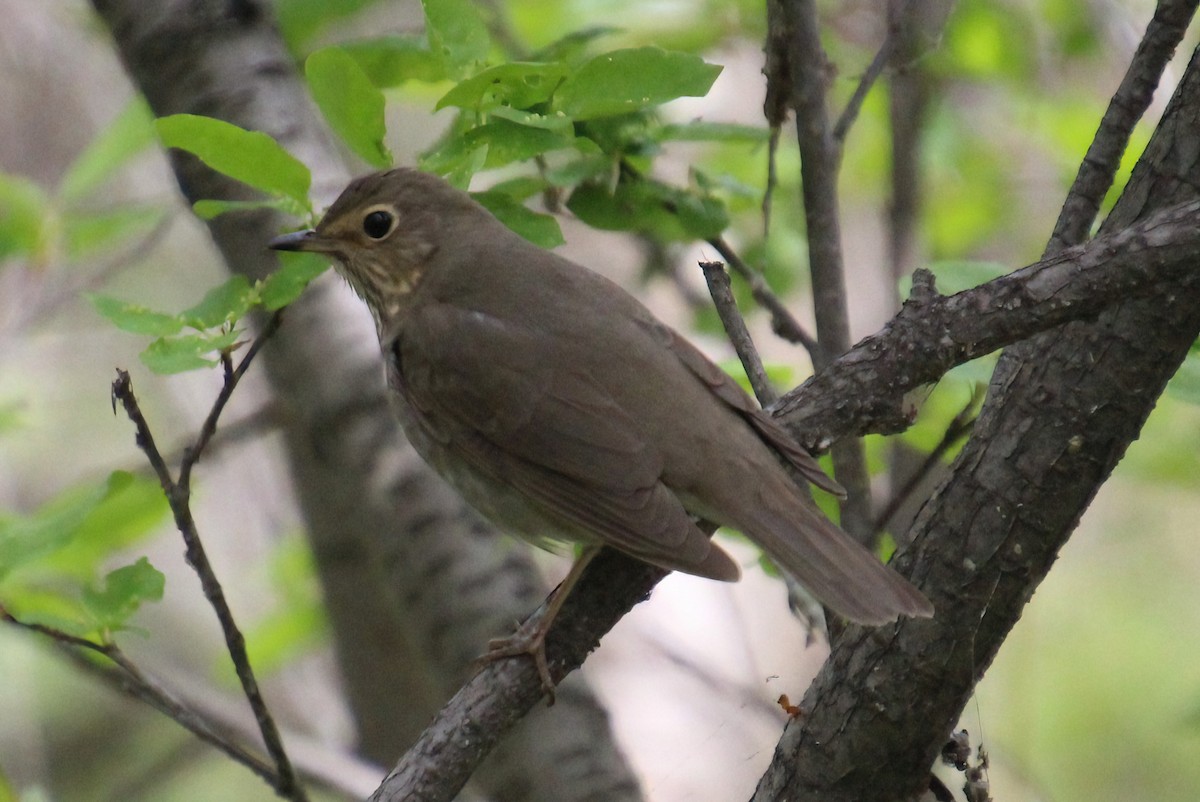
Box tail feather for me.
[745,486,933,624]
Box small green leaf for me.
[261,251,330,310]
[544,153,614,187]
[88,294,184,337]
[657,121,770,143]
[0,481,110,581]
[193,196,309,220]
[306,48,392,168]
[155,114,311,206]
[436,62,570,111]
[140,330,241,374]
[275,0,381,49]
[60,100,156,202]
[461,120,575,169]
[530,26,621,64]
[422,0,490,72]
[181,276,257,329]
[420,135,489,187]
[82,558,165,631]
[488,105,575,133]
[473,191,564,248]
[554,47,723,120]
[567,178,728,240]
[341,36,448,86]
[37,473,169,581]
[64,206,163,258]
[0,173,51,260]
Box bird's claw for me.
[478,619,557,704]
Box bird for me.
[269,167,933,695]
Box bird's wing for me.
[388,301,739,581]
[638,316,846,498]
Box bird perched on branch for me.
[270,168,933,696]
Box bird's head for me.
[269,168,480,325]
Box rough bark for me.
[87,1,642,800]
[753,9,1200,801]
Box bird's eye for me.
[362,210,395,240]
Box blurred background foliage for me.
[1,0,1199,800]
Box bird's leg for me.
[482,546,600,704]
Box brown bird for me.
[270,168,932,692]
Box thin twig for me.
[0,608,279,784]
[705,235,819,356]
[831,3,906,145]
[873,388,981,535]
[1046,0,1198,255]
[699,260,777,406]
[111,310,306,802]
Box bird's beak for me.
[268,229,337,253]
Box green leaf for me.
[0,173,51,260]
[657,121,770,143]
[472,191,564,248]
[193,197,309,221]
[422,0,490,72]
[488,105,575,133]
[306,48,392,168]
[436,62,570,111]
[530,26,621,64]
[567,177,728,240]
[341,36,447,86]
[261,251,330,310]
[242,534,327,673]
[155,114,311,206]
[88,294,183,337]
[64,206,163,258]
[554,47,723,120]
[275,0,383,49]
[0,591,96,638]
[419,135,489,187]
[140,329,241,374]
[464,120,575,169]
[82,557,165,631]
[0,482,109,582]
[60,99,156,202]
[181,276,257,329]
[38,473,169,581]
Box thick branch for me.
[773,198,1200,445]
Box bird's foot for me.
[479,617,557,704]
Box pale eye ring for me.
[362,210,395,239]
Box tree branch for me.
[769,0,874,539]
[772,198,1200,445]
[111,312,306,802]
[1046,0,1198,254]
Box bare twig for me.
[0,608,278,784]
[832,3,906,145]
[1047,0,1198,255]
[705,236,819,355]
[110,310,306,802]
[699,260,777,406]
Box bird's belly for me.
[394,399,597,554]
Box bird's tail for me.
[743,484,933,624]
